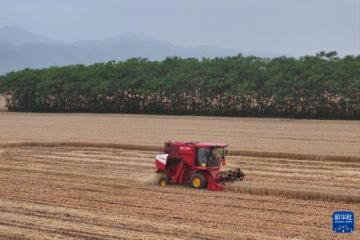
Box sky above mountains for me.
[0,26,259,75]
[0,0,359,57]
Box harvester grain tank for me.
[155,141,244,191]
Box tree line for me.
[0,51,359,119]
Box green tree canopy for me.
[0,52,359,119]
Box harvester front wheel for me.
[190,173,206,189]
[159,176,169,187]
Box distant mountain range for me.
[0,26,281,75]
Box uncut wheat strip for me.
[226,185,360,203]
[0,157,151,177]
[44,150,154,163]
[15,146,125,155]
[1,151,155,179]
[237,180,360,196]
[242,172,360,188]
[230,160,358,176]
[29,146,156,158]
[2,141,359,163]
[242,166,360,181]
[227,160,360,177]
[2,152,153,171]
[241,166,355,179]
[2,147,154,164]
[31,154,153,168]
[0,166,149,188]
[0,162,141,193]
[243,169,360,183]
[1,145,138,157]
[1,150,152,168]
[245,174,360,190]
[0,165,148,185]
[60,151,153,161]
[229,149,360,162]
[243,161,360,177]
[243,175,360,193]
[236,164,360,178]
[241,165,360,179]
[0,142,161,152]
[229,156,360,169]
[243,175,360,192]
[49,147,156,156]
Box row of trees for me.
[0,52,359,119]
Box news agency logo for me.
[333,211,355,233]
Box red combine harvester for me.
[155,141,245,191]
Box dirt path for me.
[0,146,359,239]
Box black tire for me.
[190,173,207,189]
[159,176,169,187]
[238,169,245,181]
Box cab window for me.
[197,148,210,166]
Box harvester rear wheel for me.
[190,173,207,189]
[159,176,169,187]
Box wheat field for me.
[0,110,360,157]
[0,100,359,239]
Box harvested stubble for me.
[0,145,359,240]
[1,142,360,204]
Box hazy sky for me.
[0,0,359,56]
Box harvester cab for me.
[155,141,245,191]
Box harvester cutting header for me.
[155,141,245,191]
